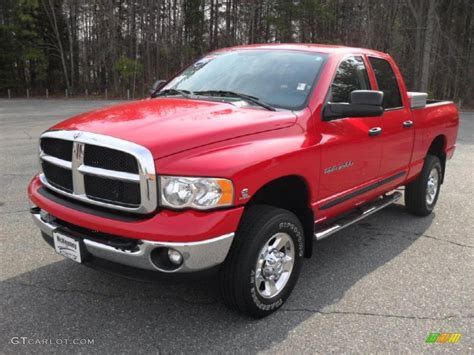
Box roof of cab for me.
[218,43,388,57]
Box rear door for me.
[318,56,383,209]
[368,56,414,178]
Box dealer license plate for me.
[53,231,82,263]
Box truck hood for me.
[51,98,297,158]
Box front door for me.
[318,56,383,210]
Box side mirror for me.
[323,90,384,121]
[150,80,166,97]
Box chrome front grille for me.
[39,130,157,214]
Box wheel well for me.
[247,176,314,258]
[427,135,446,183]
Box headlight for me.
[159,176,234,209]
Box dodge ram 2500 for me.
[28,44,459,317]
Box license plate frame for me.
[53,230,84,263]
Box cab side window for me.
[330,56,370,103]
[368,57,403,109]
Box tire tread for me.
[219,205,301,316]
[405,154,442,216]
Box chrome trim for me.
[72,142,85,195]
[78,165,140,182]
[407,91,427,109]
[40,153,72,169]
[39,130,157,214]
[31,210,234,273]
[314,192,402,240]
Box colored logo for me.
[426,333,462,343]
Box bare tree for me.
[42,0,71,92]
[420,0,438,92]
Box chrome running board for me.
[314,192,402,240]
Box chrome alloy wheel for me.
[426,167,439,205]
[255,232,295,299]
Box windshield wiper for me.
[154,89,192,98]
[193,90,276,111]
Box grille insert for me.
[40,138,73,161]
[84,175,141,207]
[84,145,138,173]
[42,161,73,192]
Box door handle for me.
[368,127,382,136]
[403,120,414,128]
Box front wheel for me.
[219,205,305,318]
[405,155,442,216]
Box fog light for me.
[40,209,55,223]
[168,248,183,265]
[150,247,184,272]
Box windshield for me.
[162,49,327,110]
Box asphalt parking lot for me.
[1,99,473,353]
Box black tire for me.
[405,155,442,216]
[219,205,305,318]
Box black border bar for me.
[320,171,406,210]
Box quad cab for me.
[28,44,459,317]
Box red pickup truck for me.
[28,44,459,317]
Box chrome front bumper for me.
[31,209,234,273]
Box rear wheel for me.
[405,155,442,216]
[219,205,305,318]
